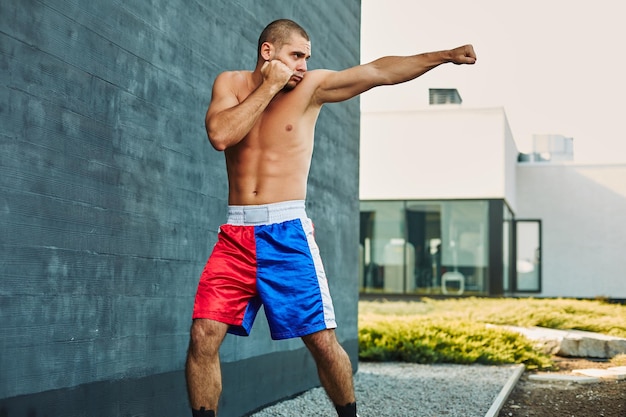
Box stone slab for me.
[572,368,626,380]
[529,373,601,384]
[498,325,626,359]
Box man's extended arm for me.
[205,61,293,151]
[313,45,476,105]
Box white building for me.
[359,93,626,299]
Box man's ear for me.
[260,42,274,61]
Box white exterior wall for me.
[360,105,626,299]
[503,117,518,211]
[360,107,516,209]
[516,163,626,298]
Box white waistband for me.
[227,200,307,225]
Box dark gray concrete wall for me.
[0,0,361,415]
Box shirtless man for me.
[186,19,476,417]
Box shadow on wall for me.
[516,164,626,298]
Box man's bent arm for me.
[205,72,283,151]
[314,45,476,105]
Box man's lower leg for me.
[186,348,221,415]
[303,330,357,417]
[186,320,227,416]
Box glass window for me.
[502,204,514,292]
[439,201,489,295]
[405,201,441,293]
[360,200,490,296]
[360,201,406,293]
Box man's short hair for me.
[257,19,309,57]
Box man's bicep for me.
[314,65,382,104]
[206,73,239,121]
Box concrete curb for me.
[484,364,525,417]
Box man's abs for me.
[225,147,312,205]
[227,173,308,205]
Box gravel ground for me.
[249,362,522,417]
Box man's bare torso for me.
[223,70,324,206]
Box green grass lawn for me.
[358,297,626,369]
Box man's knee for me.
[188,319,227,356]
[302,329,341,357]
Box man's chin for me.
[283,75,304,91]
[282,81,297,91]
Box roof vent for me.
[532,134,574,162]
[518,134,574,163]
[429,88,462,105]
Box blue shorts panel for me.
[255,218,336,339]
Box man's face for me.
[272,35,311,90]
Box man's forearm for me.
[206,82,280,151]
[370,50,454,86]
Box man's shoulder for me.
[220,69,252,76]
[212,71,252,97]
[298,69,335,91]
[216,70,252,82]
[304,69,334,80]
[298,69,339,105]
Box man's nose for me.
[297,60,307,72]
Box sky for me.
[360,0,626,163]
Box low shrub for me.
[359,317,552,369]
[358,297,626,369]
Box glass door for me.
[515,220,542,292]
